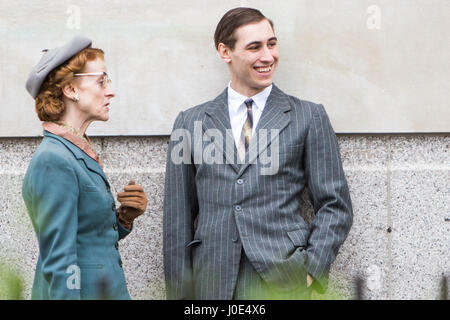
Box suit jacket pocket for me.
[258,228,310,293]
[278,142,304,154]
[287,226,309,248]
[186,239,202,248]
[82,185,99,193]
[78,263,104,269]
[263,247,308,293]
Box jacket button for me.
[115,242,119,250]
[236,179,243,185]
[112,203,116,211]
[119,259,123,268]
[235,205,242,211]
[232,237,239,243]
[113,223,118,231]
[106,185,111,192]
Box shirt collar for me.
[227,82,272,114]
[42,122,102,168]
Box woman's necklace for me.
[55,121,97,154]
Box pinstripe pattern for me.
[163,84,353,299]
[233,250,312,300]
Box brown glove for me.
[116,180,148,230]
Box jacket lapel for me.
[44,131,110,187]
[202,85,292,175]
[238,84,292,176]
[203,88,241,173]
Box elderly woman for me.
[22,36,147,300]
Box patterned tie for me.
[238,99,254,161]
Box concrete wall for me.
[1,0,449,300]
[1,0,450,135]
[0,134,448,299]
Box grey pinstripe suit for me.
[163,84,353,299]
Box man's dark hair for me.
[214,7,274,50]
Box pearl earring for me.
[73,92,79,102]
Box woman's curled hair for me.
[34,48,104,121]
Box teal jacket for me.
[22,131,131,300]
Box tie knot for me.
[244,99,253,110]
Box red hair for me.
[35,48,104,121]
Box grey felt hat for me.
[26,35,92,99]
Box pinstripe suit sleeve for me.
[163,111,199,299]
[304,104,353,293]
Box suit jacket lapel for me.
[238,84,291,176]
[44,131,110,187]
[203,88,241,173]
[202,85,291,175]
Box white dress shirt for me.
[227,82,272,150]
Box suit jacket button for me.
[112,203,116,211]
[235,205,242,211]
[119,259,123,268]
[106,185,111,192]
[113,223,118,231]
[232,237,238,243]
[115,242,119,250]
[236,179,243,185]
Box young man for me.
[163,7,353,299]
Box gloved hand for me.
[116,180,148,230]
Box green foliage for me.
[310,287,349,300]
[239,277,350,300]
[0,262,24,300]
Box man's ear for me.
[218,43,232,64]
[62,83,76,100]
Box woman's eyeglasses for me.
[73,72,111,88]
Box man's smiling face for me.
[223,19,279,97]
